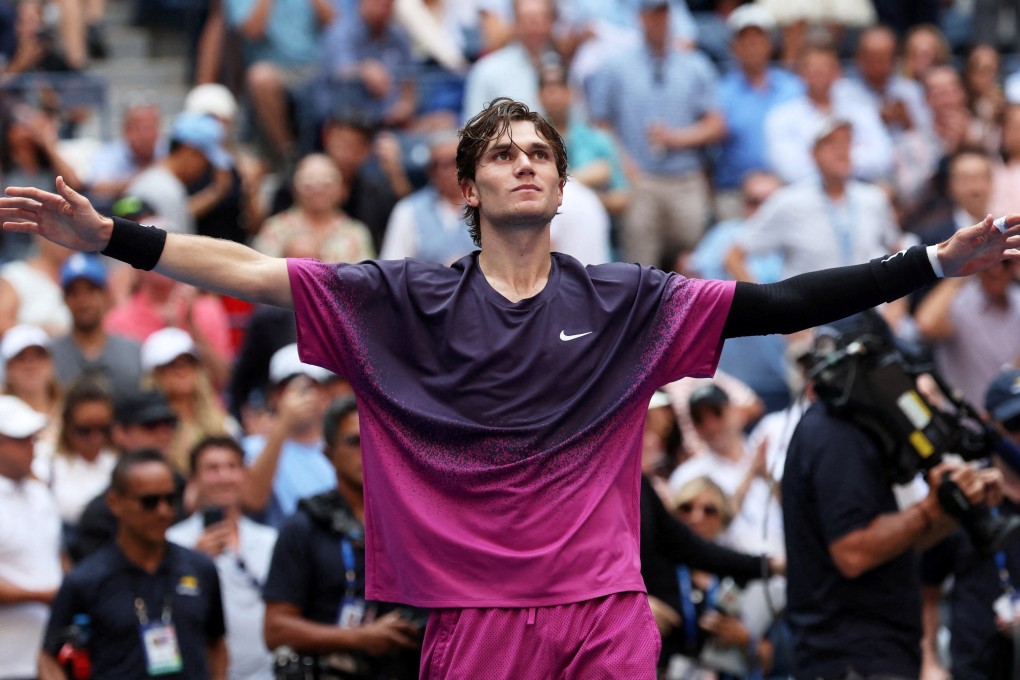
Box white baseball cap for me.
[812,116,852,147]
[184,83,239,122]
[141,327,198,372]
[269,343,335,385]
[0,324,51,364]
[0,395,47,438]
[727,4,777,34]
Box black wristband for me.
[100,217,167,270]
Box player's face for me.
[460,120,564,234]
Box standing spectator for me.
[318,0,417,129]
[462,0,560,120]
[41,449,228,679]
[765,42,894,185]
[263,396,422,679]
[167,436,278,680]
[915,259,1020,406]
[731,118,902,280]
[536,61,630,219]
[32,377,117,544]
[714,4,802,221]
[50,252,142,399]
[141,327,235,474]
[124,111,233,235]
[254,154,375,263]
[963,43,1006,154]
[588,0,725,266]
[380,129,476,263]
[225,0,334,162]
[242,343,336,527]
[0,396,61,680]
[84,102,165,210]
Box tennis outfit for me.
[288,252,735,677]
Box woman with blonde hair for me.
[140,326,238,473]
[1,323,61,448]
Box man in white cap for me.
[0,396,61,680]
[242,343,336,528]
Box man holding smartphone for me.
[167,436,278,680]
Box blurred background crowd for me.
[4,0,1020,678]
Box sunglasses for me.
[677,502,721,518]
[72,422,112,437]
[133,492,179,511]
[340,433,361,447]
[139,418,178,431]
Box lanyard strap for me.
[134,594,173,626]
[341,538,357,596]
[676,567,718,647]
[821,189,858,266]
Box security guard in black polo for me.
[42,449,227,679]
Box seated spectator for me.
[167,436,278,680]
[317,0,417,129]
[667,475,787,678]
[0,395,62,680]
[962,43,1005,155]
[254,153,375,263]
[380,129,475,263]
[915,260,1020,407]
[141,327,236,474]
[263,396,422,678]
[225,0,334,162]
[50,252,142,399]
[31,376,116,548]
[662,370,764,462]
[71,390,183,563]
[2,0,80,74]
[124,111,233,234]
[764,42,893,185]
[462,0,560,120]
[41,449,227,679]
[1,323,60,446]
[275,115,409,250]
[83,101,164,210]
[243,343,336,527]
[992,104,1020,218]
[0,233,72,335]
[916,147,995,248]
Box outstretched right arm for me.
[0,177,294,309]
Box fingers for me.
[2,219,40,234]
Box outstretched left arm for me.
[722,214,1020,339]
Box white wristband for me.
[926,244,945,278]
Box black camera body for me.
[811,325,1020,555]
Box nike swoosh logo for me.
[560,330,593,342]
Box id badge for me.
[140,622,184,675]
[337,596,366,628]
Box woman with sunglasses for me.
[663,476,789,680]
[34,376,117,549]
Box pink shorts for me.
[420,592,661,679]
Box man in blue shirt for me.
[713,4,802,221]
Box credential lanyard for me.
[676,565,717,648]
[821,189,858,266]
[341,538,357,596]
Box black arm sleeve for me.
[643,476,764,585]
[722,245,938,339]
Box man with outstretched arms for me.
[3,98,1019,679]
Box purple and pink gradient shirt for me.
[288,253,735,608]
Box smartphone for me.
[202,506,225,528]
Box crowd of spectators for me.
[4,0,1020,678]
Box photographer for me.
[782,311,1003,680]
[920,367,1020,679]
[263,396,422,680]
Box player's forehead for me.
[481,119,550,154]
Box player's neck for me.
[477,229,553,303]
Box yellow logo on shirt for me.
[176,575,200,596]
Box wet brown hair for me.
[456,97,568,246]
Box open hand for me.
[1,176,113,252]
[937,214,1020,277]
